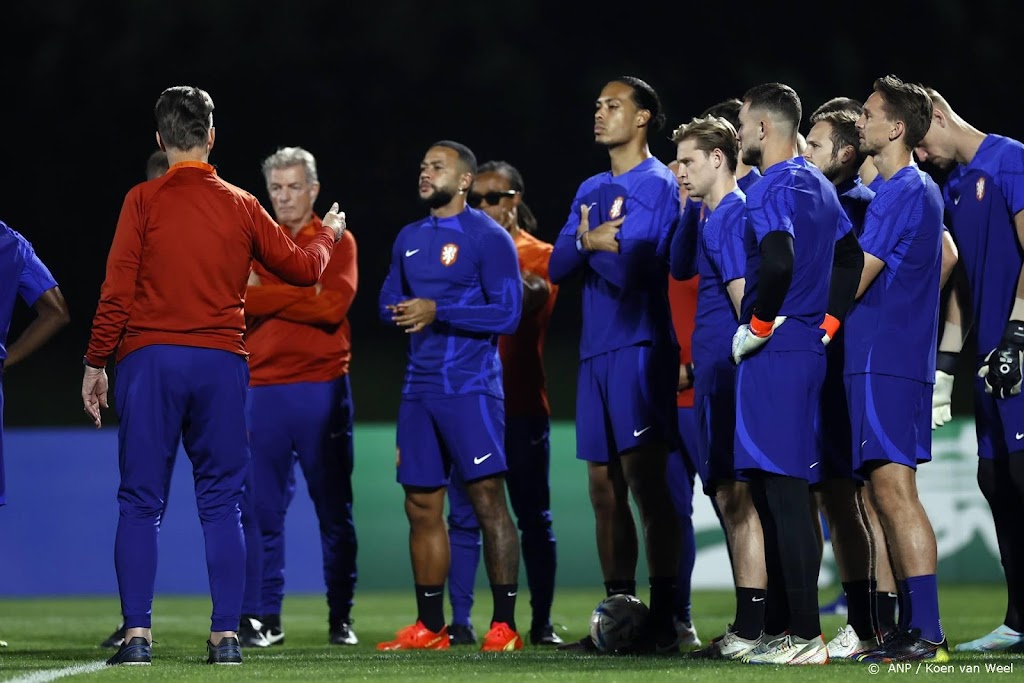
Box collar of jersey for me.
[168,160,216,174]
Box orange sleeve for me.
[276,231,358,325]
[86,187,144,366]
[248,197,332,286]
[244,284,308,317]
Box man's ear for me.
[155,131,165,152]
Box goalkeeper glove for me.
[978,320,1024,399]
[732,315,786,364]
[933,351,957,429]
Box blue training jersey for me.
[943,135,1024,361]
[693,189,747,369]
[550,157,680,359]
[738,167,762,194]
[837,177,875,237]
[868,174,885,193]
[741,157,846,353]
[845,165,944,381]
[0,221,58,365]
[378,208,522,398]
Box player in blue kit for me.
[670,116,771,661]
[549,76,682,652]
[377,141,525,653]
[845,76,948,663]
[916,87,1024,653]
[0,220,69,509]
[731,83,859,666]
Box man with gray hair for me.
[244,146,360,647]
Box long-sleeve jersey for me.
[379,207,522,399]
[245,215,357,386]
[0,221,58,365]
[549,157,681,359]
[86,161,333,366]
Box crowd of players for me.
[0,73,1022,666]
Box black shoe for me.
[238,616,271,648]
[100,622,127,648]
[557,634,598,652]
[530,623,564,646]
[448,623,477,645]
[330,621,358,645]
[857,628,950,663]
[207,636,243,665]
[260,616,285,646]
[106,636,151,666]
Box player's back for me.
[944,135,1024,359]
[573,157,680,359]
[845,166,943,381]
[742,157,840,352]
[693,190,746,369]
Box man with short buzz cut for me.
[146,150,169,181]
[83,85,347,667]
[549,76,682,653]
[730,82,859,665]
[244,146,359,648]
[847,75,948,663]
[377,140,525,652]
[916,86,1024,653]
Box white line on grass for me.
[4,661,106,683]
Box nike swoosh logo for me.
[633,426,652,437]
[861,440,868,448]
[810,462,819,469]
[473,453,493,465]
[752,597,765,602]
[1016,433,1023,440]
[405,249,420,257]
[506,591,517,597]
[529,436,546,446]
[954,196,960,205]
[423,590,442,597]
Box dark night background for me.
[2,0,1020,425]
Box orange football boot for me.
[376,621,450,651]
[480,622,524,651]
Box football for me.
[588,594,650,653]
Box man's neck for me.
[283,214,313,237]
[705,175,738,212]
[607,140,651,177]
[831,167,857,189]
[736,161,755,180]
[165,147,210,166]
[955,125,987,166]
[875,145,914,181]
[758,138,798,173]
[431,196,467,219]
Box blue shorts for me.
[973,375,1024,460]
[846,373,931,475]
[396,394,507,487]
[575,344,677,462]
[734,350,825,480]
[694,359,742,494]
[813,345,856,484]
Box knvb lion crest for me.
[440,243,459,266]
[609,196,624,219]
[976,177,986,201]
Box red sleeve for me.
[277,231,358,325]
[244,284,307,317]
[248,198,333,286]
[86,188,144,366]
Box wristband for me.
[935,351,958,375]
[1001,320,1024,348]
[83,356,105,370]
[749,315,775,338]
[820,313,840,339]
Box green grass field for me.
[0,586,1020,681]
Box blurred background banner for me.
[0,419,998,596]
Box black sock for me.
[875,591,898,635]
[649,576,676,633]
[490,584,518,631]
[752,481,788,636]
[605,579,636,597]
[844,580,874,640]
[735,587,767,640]
[261,613,281,630]
[414,584,445,633]
[759,477,822,640]
[981,456,1024,631]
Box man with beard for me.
[549,76,682,653]
[847,76,947,663]
[377,141,524,652]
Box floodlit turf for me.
[0,586,1019,681]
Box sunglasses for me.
[467,190,518,208]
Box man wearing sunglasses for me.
[447,161,561,647]
[550,76,683,653]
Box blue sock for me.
[447,525,480,626]
[676,514,695,623]
[904,575,943,643]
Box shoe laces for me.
[835,626,856,647]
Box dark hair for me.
[478,160,538,233]
[812,110,864,165]
[742,82,802,130]
[613,76,665,133]
[810,96,863,122]
[872,75,933,150]
[146,149,169,180]
[700,98,743,131]
[154,86,215,151]
[431,140,477,175]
